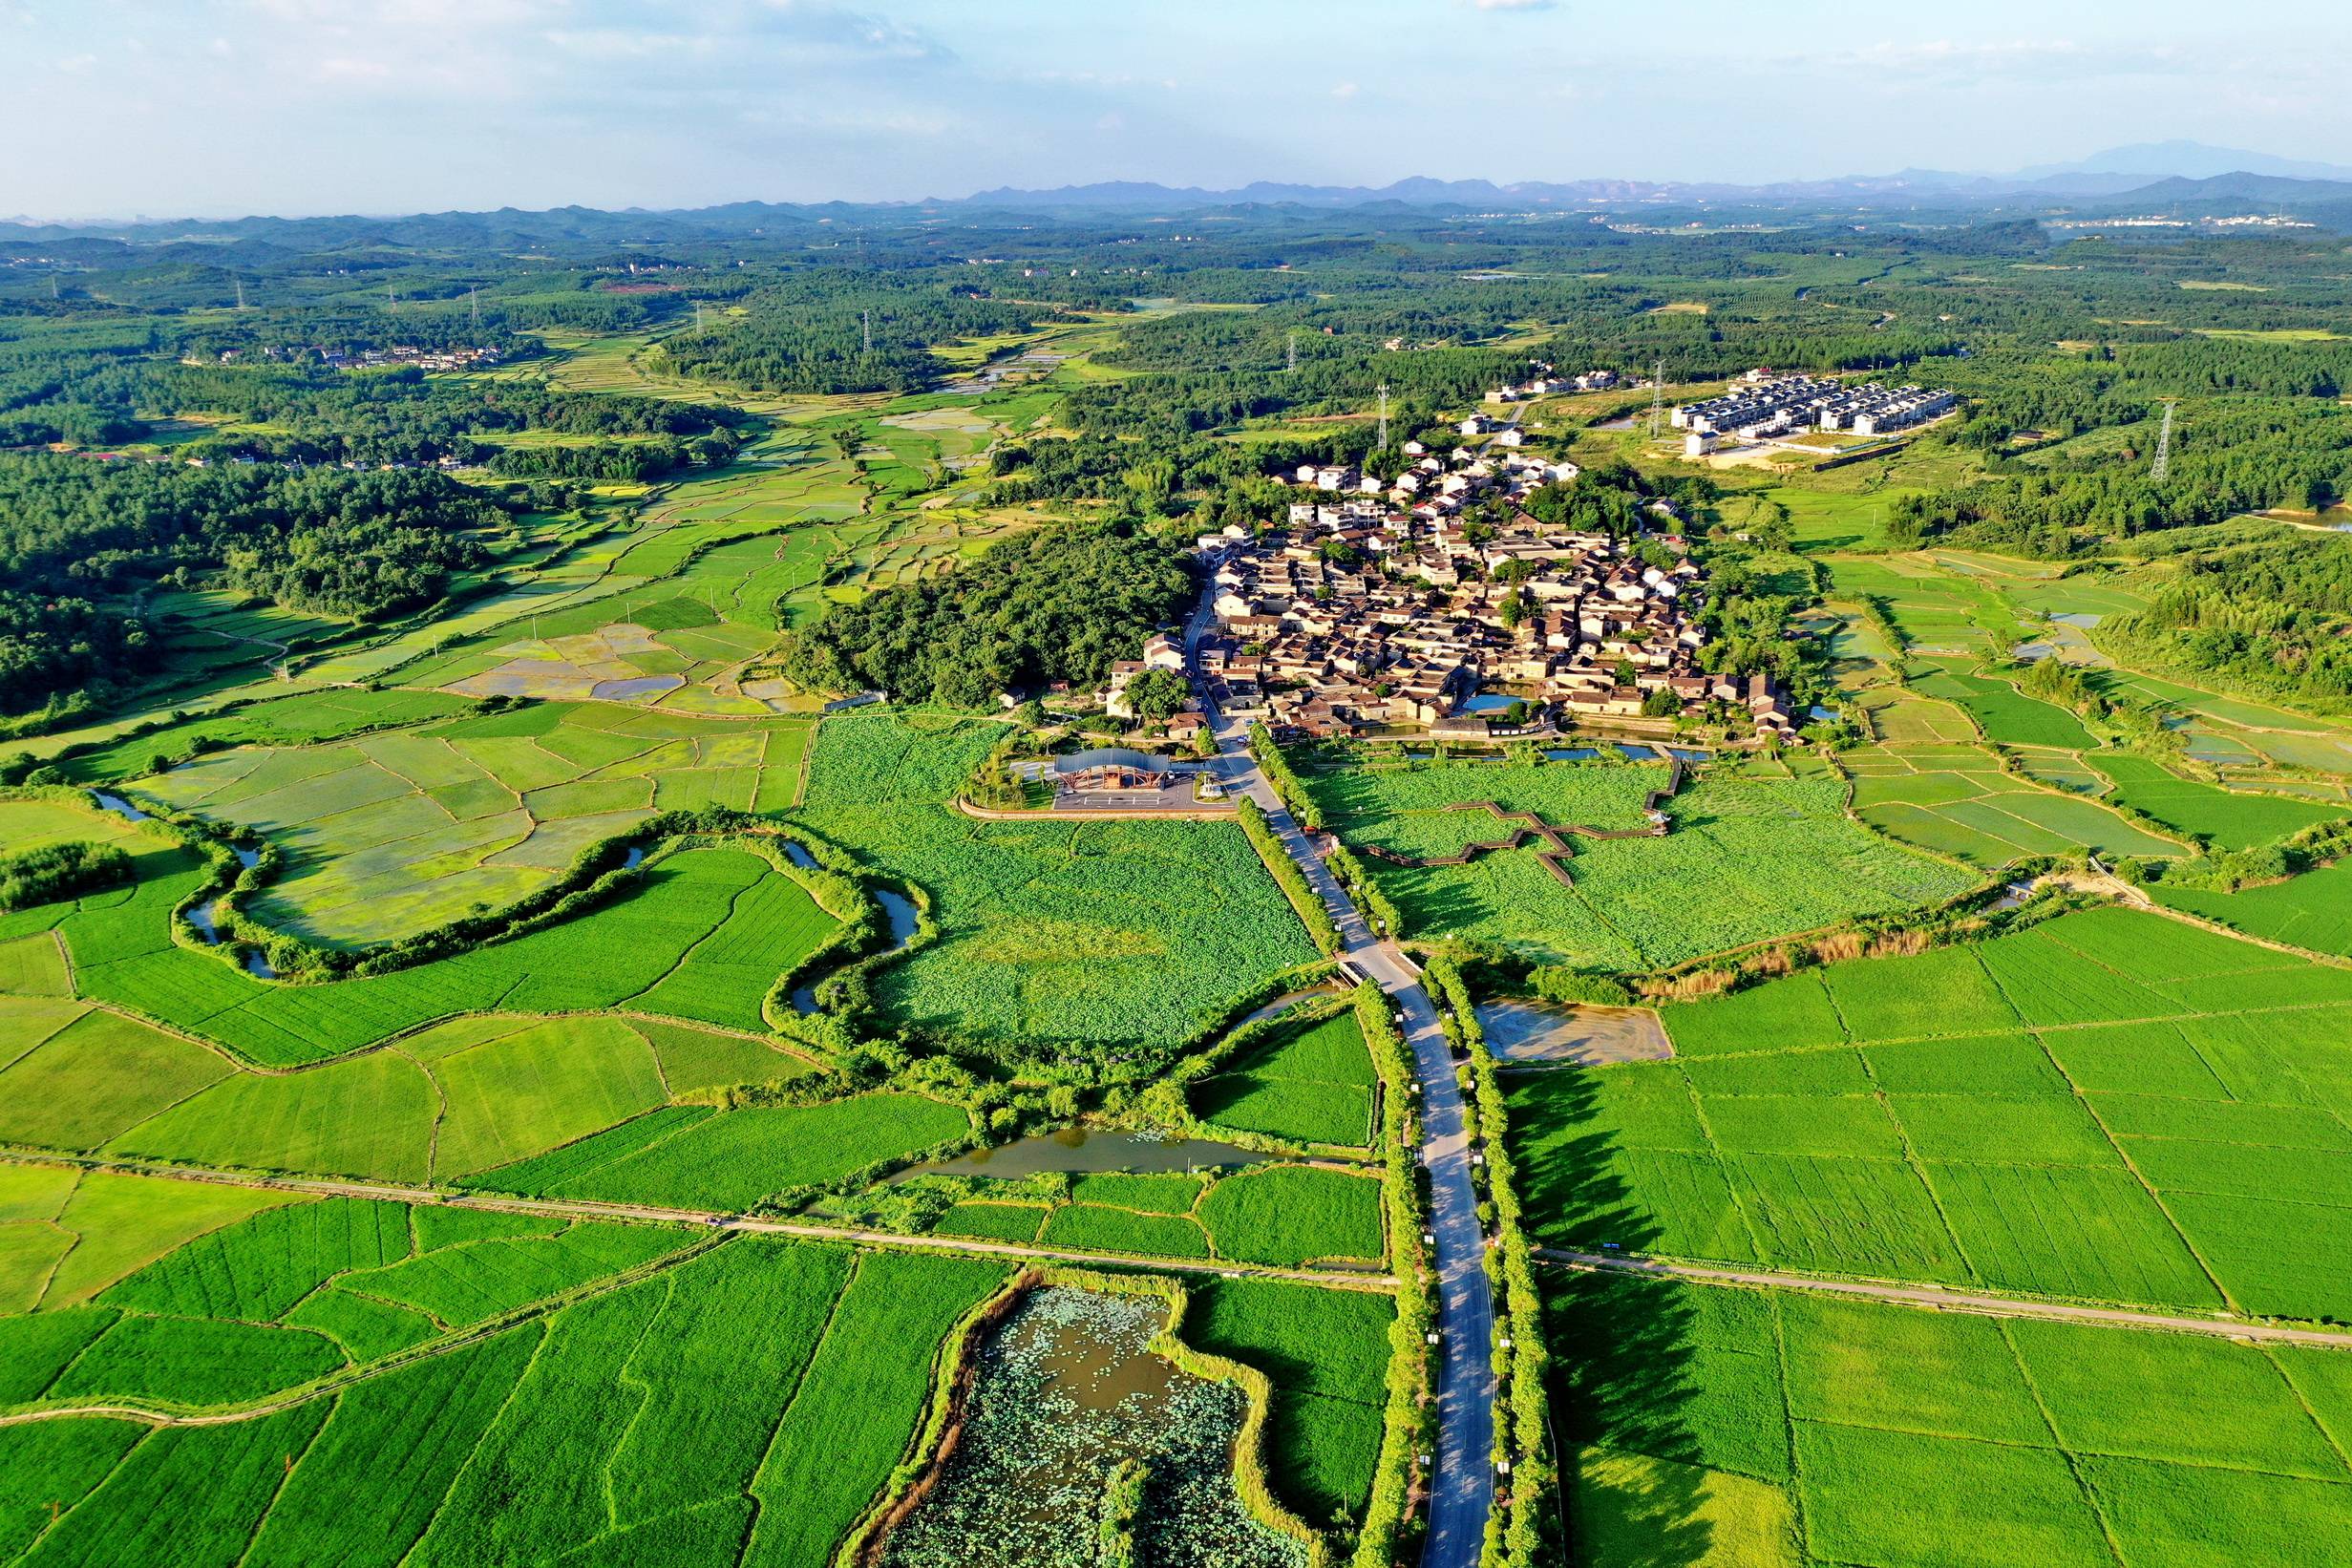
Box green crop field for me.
[1511,905,2352,1320]
[1548,1270,2352,1568]
[2155,859,2352,957]
[1908,660,2098,749]
[122,702,812,943]
[2087,753,2344,850]
[0,1206,1031,1568]
[791,710,1318,1059]
[1182,1278,1396,1526]
[1312,760,1976,966]
[0,831,840,1068]
[1194,1008,1378,1148]
[1847,741,2189,866]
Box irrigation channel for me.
[1189,590,1499,1568]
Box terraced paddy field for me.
[1549,1269,2352,1568]
[1307,760,1976,968]
[1845,742,2188,867]
[792,710,1319,1059]
[120,703,811,944]
[0,818,844,1066]
[2087,752,2344,851]
[1510,905,2352,1321]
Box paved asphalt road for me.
[1188,584,1498,1568]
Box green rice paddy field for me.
[1307,760,1977,967]
[0,1178,1395,1565]
[1511,906,2352,1321]
[121,702,813,945]
[940,1162,1387,1272]
[1846,741,2189,867]
[2155,859,2352,958]
[0,822,842,1065]
[0,1211,1015,1568]
[1553,1270,2352,1568]
[1192,1007,1379,1148]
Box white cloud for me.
[1462,0,1556,11]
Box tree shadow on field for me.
[1512,1061,1721,1568]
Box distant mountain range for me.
[947,144,2352,212]
[8,142,2352,248]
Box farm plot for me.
[1512,905,2352,1320]
[1327,767,1975,967]
[1302,758,1667,860]
[7,838,844,1068]
[1847,741,2186,866]
[121,702,812,944]
[929,1160,1388,1271]
[2087,752,2343,850]
[2154,859,2352,958]
[1193,1008,1379,1148]
[0,997,833,1190]
[53,688,473,786]
[1546,1270,2352,1568]
[1907,659,2098,750]
[0,1225,1035,1568]
[792,710,1317,1060]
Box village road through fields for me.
[1189,586,1499,1568]
[0,1150,1400,1294]
[1539,1247,2352,1348]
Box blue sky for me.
[2,0,2344,219]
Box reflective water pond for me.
[898,1128,1260,1181]
[877,1288,1303,1568]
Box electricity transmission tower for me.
[2151,399,2177,481]
[1286,330,1297,374]
[1376,384,1389,452]
[861,309,873,355]
[234,277,245,310]
[1648,360,1665,439]
[468,286,479,330]
[695,301,706,332]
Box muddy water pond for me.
[1477,998,1673,1065]
[898,1128,1260,1182]
[878,1288,1303,1568]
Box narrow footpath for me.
[1189,588,1498,1568]
[1540,1247,2352,1349]
[0,1149,1398,1294]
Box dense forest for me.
[0,455,506,712]
[2101,533,2352,708]
[780,520,1194,708]
[643,279,1055,394]
[0,358,747,476]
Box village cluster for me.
[1672,371,1957,456]
[1144,429,1799,745]
[205,344,506,372]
